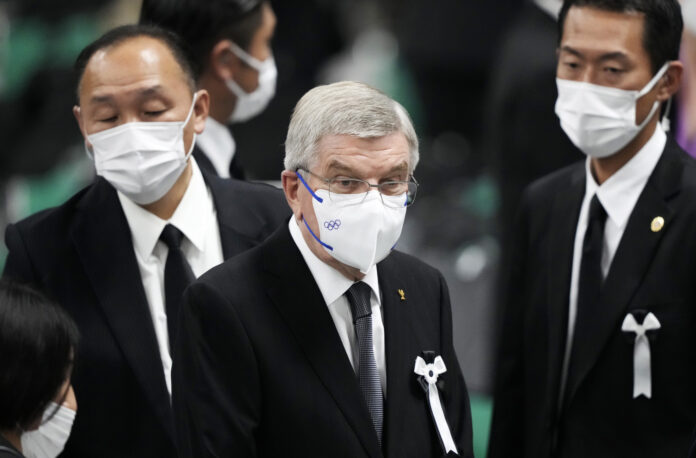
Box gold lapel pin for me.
[650,216,664,233]
[398,289,406,301]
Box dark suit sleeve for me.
[172,280,261,457]
[438,271,475,458]
[488,193,531,458]
[3,223,38,283]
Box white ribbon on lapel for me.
[414,356,458,455]
[621,312,661,399]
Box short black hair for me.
[0,279,79,430]
[74,24,196,99]
[558,0,683,73]
[139,0,265,79]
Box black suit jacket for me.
[172,224,474,458]
[2,171,290,457]
[489,139,696,458]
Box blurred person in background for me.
[3,24,289,457]
[485,0,579,237]
[490,0,696,457]
[0,279,79,458]
[140,0,277,180]
[677,0,696,155]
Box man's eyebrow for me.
[89,85,165,104]
[385,162,409,176]
[597,51,630,63]
[559,46,583,58]
[325,160,356,175]
[324,160,410,178]
[559,46,630,63]
[90,94,113,104]
[136,84,164,97]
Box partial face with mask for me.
[214,2,277,123]
[21,381,76,458]
[555,6,682,159]
[74,35,209,207]
[282,132,414,280]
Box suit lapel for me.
[564,142,683,406]
[546,164,585,415]
[262,225,383,458]
[70,179,174,441]
[192,144,217,177]
[203,170,267,259]
[379,257,413,457]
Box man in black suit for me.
[489,1,693,457]
[172,81,474,457]
[2,25,289,457]
[140,0,277,180]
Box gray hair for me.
[284,81,419,173]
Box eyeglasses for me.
[297,168,419,208]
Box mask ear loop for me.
[295,170,323,203]
[635,62,672,131]
[228,41,266,71]
[182,92,199,159]
[661,97,672,132]
[295,170,334,251]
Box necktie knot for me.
[346,282,373,322]
[160,224,185,250]
[588,194,607,225]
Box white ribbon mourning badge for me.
[414,352,458,455]
[621,311,661,399]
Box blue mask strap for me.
[296,171,332,250]
[302,218,333,251]
[296,170,323,203]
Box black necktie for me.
[159,224,195,350]
[568,195,607,386]
[345,282,384,444]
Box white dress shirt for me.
[559,125,666,402]
[288,217,387,395]
[118,158,224,394]
[195,116,236,178]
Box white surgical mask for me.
[21,402,76,458]
[86,93,198,205]
[555,62,670,158]
[226,42,277,123]
[298,173,407,274]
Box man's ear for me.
[73,105,91,149]
[657,61,684,101]
[209,40,243,82]
[281,170,302,221]
[192,90,210,134]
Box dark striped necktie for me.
[345,281,384,444]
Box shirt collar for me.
[288,217,381,305]
[118,158,213,258]
[534,0,562,18]
[585,124,666,230]
[195,117,236,179]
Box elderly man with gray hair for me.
[172,81,474,458]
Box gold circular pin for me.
[651,216,664,233]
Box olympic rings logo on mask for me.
[324,219,341,231]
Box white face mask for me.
[298,173,407,274]
[555,62,670,158]
[226,42,277,123]
[86,93,197,205]
[21,402,76,458]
